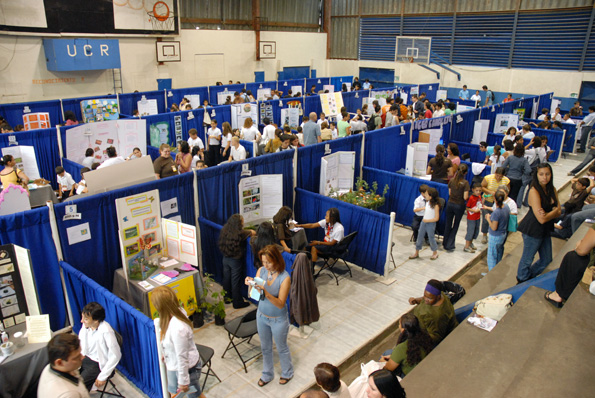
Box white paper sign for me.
[217,90,232,105]
[291,86,303,96]
[66,222,92,245]
[436,90,448,101]
[160,198,178,217]
[137,99,158,116]
[323,85,334,93]
[320,151,355,196]
[257,88,271,101]
[26,314,51,344]
[472,120,490,145]
[186,95,201,109]
[493,114,519,135]
[419,129,443,156]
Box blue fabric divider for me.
[485,127,563,162]
[245,81,277,97]
[524,118,577,152]
[0,128,61,188]
[306,77,330,93]
[418,83,440,102]
[398,85,414,105]
[62,158,84,181]
[197,217,223,282]
[294,188,389,275]
[451,140,483,163]
[146,145,160,161]
[342,91,365,114]
[165,86,210,109]
[54,172,196,289]
[447,98,477,108]
[0,207,66,330]
[0,99,63,128]
[61,95,118,122]
[364,124,411,172]
[479,103,503,132]
[500,99,524,115]
[330,76,353,92]
[60,262,161,398]
[361,167,449,233]
[118,90,166,116]
[520,97,536,119]
[277,79,306,95]
[196,150,294,226]
[303,95,322,119]
[538,93,554,115]
[239,139,255,158]
[455,268,558,323]
[208,84,244,106]
[297,134,363,193]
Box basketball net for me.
[147,12,175,31]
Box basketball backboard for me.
[156,41,181,62]
[113,0,177,33]
[396,37,431,65]
[259,41,276,59]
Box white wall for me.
[0,30,327,104]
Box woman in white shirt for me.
[297,208,345,263]
[220,122,234,161]
[240,117,261,143]
[151,286,205,398]
[488,145,505,173]
[314,363,352,398]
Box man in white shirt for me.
[579,105,595,153]
[187,128,205,151]
[56,166,76,200]
[317,112,328,127]
[537,108,549,121]
[229,137,247,162]
[563,113,575,125]
[97,147,125,169]
[261,117,276,146]
[38,334,90,398]
[79,302,122,391]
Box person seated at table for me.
[154,144,177,179]
[38,334,89,398]
[381,313,433,378]
[56,166,76,201]
[297,208,344,263]
[545,223,595,308]
[78,302,122,391]
[82,148,95,168]
[0,154,29,188]
[250,222,283,267]
[77,167,90,195]
[408,279,458,344]
[126,147,142,160]
[313,362,351,398]
[273,206,296,253]
[97,147,125,169]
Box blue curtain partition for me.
[245,81,277,98]
[294,188,389,275]
[146,145,160,161]
[165,86,210,109]
[238,140,255,158]
[196,150,294,226]
[450,141,483,163]
[0,128,62,188]
[303,95,323,120]
[330,76,353,92]
[197,217,224,282]
[0,207,66,330]
[208,84,245,106]
[61,262,162,398]
[54,172,196,289]
[364,124,411,172]
[538,93,554,115]
[0,99,63,128]
[61,95,118,123]
[450,108,481,143]
[62,158,84,182]
[342,91,365,114]
[361,167,449,233]
[277,79,306,95]
[419,83,440,102]
[118,90,166,116]
[306,77,330,94]
[524,118,576,153]
[447,98,477,108]
[297,134,363,193]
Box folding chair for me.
[195,344,221,390]
[99,331,124,398]
[221,309,260,373]
[315,231,358,285]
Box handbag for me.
[348,360,383,398]
[475,294,513,321]
[508,214,518,232]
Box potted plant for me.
[202,273,227,326]
[330,177,389,210]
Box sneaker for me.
[470,243,477,250]
[481,235,488,244]
[464,247,476,253]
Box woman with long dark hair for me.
[382,313,433,378]
[218,214,255,309]
[175,141,192,173]
[0,154,29,188]
[366,369,406,398]
[427,144,453,184]
[250,222,282,268]
[408,279,458,344]
[273,206,294,253]
[443,164,469,252]
[298,208,344,262]
[516,163,561,283]
[486,190,510,271]
[446,142,460,182]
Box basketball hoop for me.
[147,1,175,31]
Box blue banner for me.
[44,39,121,71]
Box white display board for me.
[22,113,50,131]
[319,151,356,196]
[231,103,259,130]
[410,86,419,96]
[291,85,303,96]
[456,104,475,113]
[186,95,201,109]
[363,97,387,108]
[323,85,334,93]
[137,99,158,116]
[320,92,345,117]
[550,98,561,114]
[280,108,300,129]
[472,120,490,145]
[436,90,448,101]
[405,143,430,177]
[400,93,408,105]
[418,128,443,156]
[115,189,163,281]
[161,219,198,266]
[239,175,283,224]
[65,119,146,165]
[257,88,271,101]
[1,146,40,180]
[0,185,31,215]
[217,90,233,105]
[493,114,519,135]
[85,156,156,195]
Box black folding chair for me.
[221,309,260,373]
[315,231,358,285]
[99,331,124,398]
[195,344,221,390]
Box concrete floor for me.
[109,151,585,398]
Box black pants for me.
[443,202,466,250]
[411,215,423,241]
[207,144,221,166]
[555,250,590,300]
[222,256,245,306]
[80,356,101,391]
[509,178,523,207]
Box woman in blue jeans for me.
[485,191,510,271]
[443,164,469,251]
[410,187,441,261]
[245,245,293,387]
[516,163,561,283]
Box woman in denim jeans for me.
[516,163,561,283]
[410,187,442,261]
[245,245,294,387]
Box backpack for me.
[367,115,377,131]
[491,91,495,101]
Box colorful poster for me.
[150,121,170,147]
[148,275,196,319]
[231,103,259,130]
[22,113,51,130]
[161,219,198,266]
[80,99,119,123]
[259,102,273,124]
[320,92,344,117]
[239,174,283,224]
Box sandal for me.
[430,253,439,261]
[544,291,564,308]
[409,254,419,259]
[279,377,292,385]
[258,379,271,387]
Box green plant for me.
[201,273,227,320]
[329,177,389,210]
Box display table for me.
[29,185,58,207]
[112,259,204,318]
[0,325,72,398]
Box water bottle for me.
[1,331,8,344]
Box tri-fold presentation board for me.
[405,143,429,177]
[418,128,443,155]
[1,146,41,180]
[80,99,119,123]
[23,113,50,130]
[280,108,300,129]
[137,99,158,116]
[493,114,519,135]
[320,92,344,117]
[0,244,40,331]
[66,119,146,165]
[319,151,356,196]
[472,120,490,145]
[239,174,283,224]
[161,218,198,266]
[84,156,156,195]
[231,103,258,130]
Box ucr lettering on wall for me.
[43,39,121,72]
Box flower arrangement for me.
[330,177,389,210]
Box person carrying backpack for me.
[483,85,495,106]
